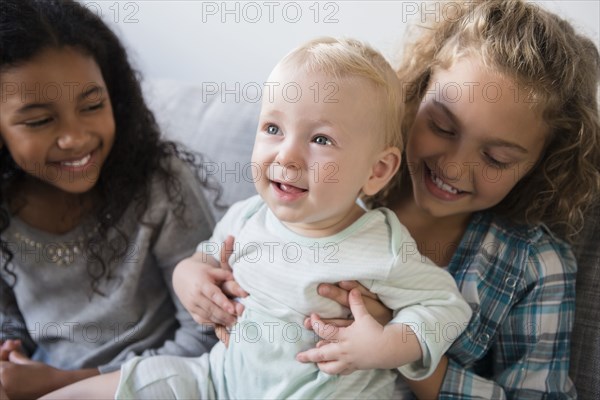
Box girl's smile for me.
[50,149,97,172]
[423,163,470,201]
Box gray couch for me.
[144,80,599,399]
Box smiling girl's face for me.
[406,56,549,220]
[0,46,115,195]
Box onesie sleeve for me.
[370,209,472,380]
[196,194,264,260]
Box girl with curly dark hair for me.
[0,0,219,397]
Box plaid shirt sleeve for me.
[440,217,577,399]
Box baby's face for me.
[251,63,386,236]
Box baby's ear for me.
[362,147,401,196]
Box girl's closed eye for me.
[427,118,455,137]
[312,135,333,146]
[82,101,105,113]
[483,152,512,170]
[23,115,54,128]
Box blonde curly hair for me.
[392,0,600,241]
[278,36,404,205]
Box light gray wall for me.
[83,1,599,85]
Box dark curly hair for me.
[0,0,222,294]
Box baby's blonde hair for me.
[395,0,600,240]
[279,37,403,152]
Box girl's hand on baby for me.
[296,289,388,375]
[317,281,392,326]
[218,236,248,306]
[213,236,248,348]
[214,325,230,348]
[173,255,240,327]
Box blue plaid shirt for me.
[438,211,576,399]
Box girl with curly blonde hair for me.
[371,0,599,397]
[302,1,598,398]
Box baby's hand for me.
[296,289,421,375]
[296,289,386,375]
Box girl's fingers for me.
[221,280,248,298]
[215,324,231,348]
[317,318,354,328]
[233,302,245,317]
[338,280,378,300]
[220,236,235,272]
[361,296,393,326]
[194,303,235,326]
[207,266,234,283]
[317,283,350,307]
[193,291,237,326]
[1,340,22,361]
[204,284,236,315]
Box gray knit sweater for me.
[0,156,218,373]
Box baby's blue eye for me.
[313,135,332,146]
[266,125,279,135]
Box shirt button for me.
[506,277,517,288]
[480,333,490,343]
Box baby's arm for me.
[374,261,471,380]
[297,256,471,377]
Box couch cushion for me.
[571,203,600,399]
[143,79,260,219]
